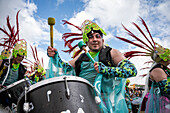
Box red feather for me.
[62,44,78,53]
[115,36,152,52]
[64,37,82,47]
[144,61,153,65]
[132,22,154,48]
[62,33,82,40]
[122,24,153,50]
[72,49,82,58]
[41,58,44,67]
[140,74,147,77]
[35,46,40,63]
[124,51,149,58]
[6,16,12,33]
[62,20,82,31]
[30,45,36,61]
[139,17,155,46]
[0,28,11,38]
[140,67,150,70]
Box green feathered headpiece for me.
[81,20,107,43]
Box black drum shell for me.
[0,78,31,107]
[17,76,101,113]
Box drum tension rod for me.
[63,77,70,99]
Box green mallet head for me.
[78,41,86,50]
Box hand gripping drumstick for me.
[48,17,55,48]
[78,41,101,104]
[78,41,95,63]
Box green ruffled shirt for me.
[79,51,99,84]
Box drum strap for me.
[0,65,7,78]
[0,61,9,79]
[0,66,7,77]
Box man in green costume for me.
[47,20,137,112]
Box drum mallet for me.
[78,41,102,104]
[78,41,95,63]
[48,17,55,48]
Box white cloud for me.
[56,0,64,6]
[85,0,140,28]
[156,0,170,21]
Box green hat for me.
[12,39,27,58]
[81,20,107,43]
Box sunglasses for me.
[17,54,25,58]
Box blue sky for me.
[0,0,170,84]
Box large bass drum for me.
[0,78,31,107]
[17,76,101,113]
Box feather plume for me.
[140,67,150,70]
[62,44,78,53]
[115,36,152,52]
[132,22,154,48]
[6,16,12,33]
[61,20,84,55]
[139,17,155,46]
[62,33,82,40]
[64,37,82,47]
[0,10,21,51]
[35,46,40,62]
[124,51,150,58]
[62,20,81,31]
[122,24,153,51]
[30,45,36,61]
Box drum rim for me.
[28,76,94,92]
[0,78,29,92]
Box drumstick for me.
[48,17,55,48]
[78,41,95,63]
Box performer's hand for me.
[94,62,106,73]
[94,62,99,73]
[94,62,112,76]
[47,46,57,57]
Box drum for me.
[0,78,31,107]
[17,76,101,113]
[131,97,142,113]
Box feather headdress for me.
[115,17,170,63]
[23,45,45,76]
[0,10,27,59]
[62,20,106,58]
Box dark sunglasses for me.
[17,54,25,58]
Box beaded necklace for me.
[12,63,20,71]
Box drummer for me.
[47,20,137,112]
[0,10,27,87]
[0,11,27,112]
[27,64,46,84]
[0,40,27,87]
[23,46,46,84]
